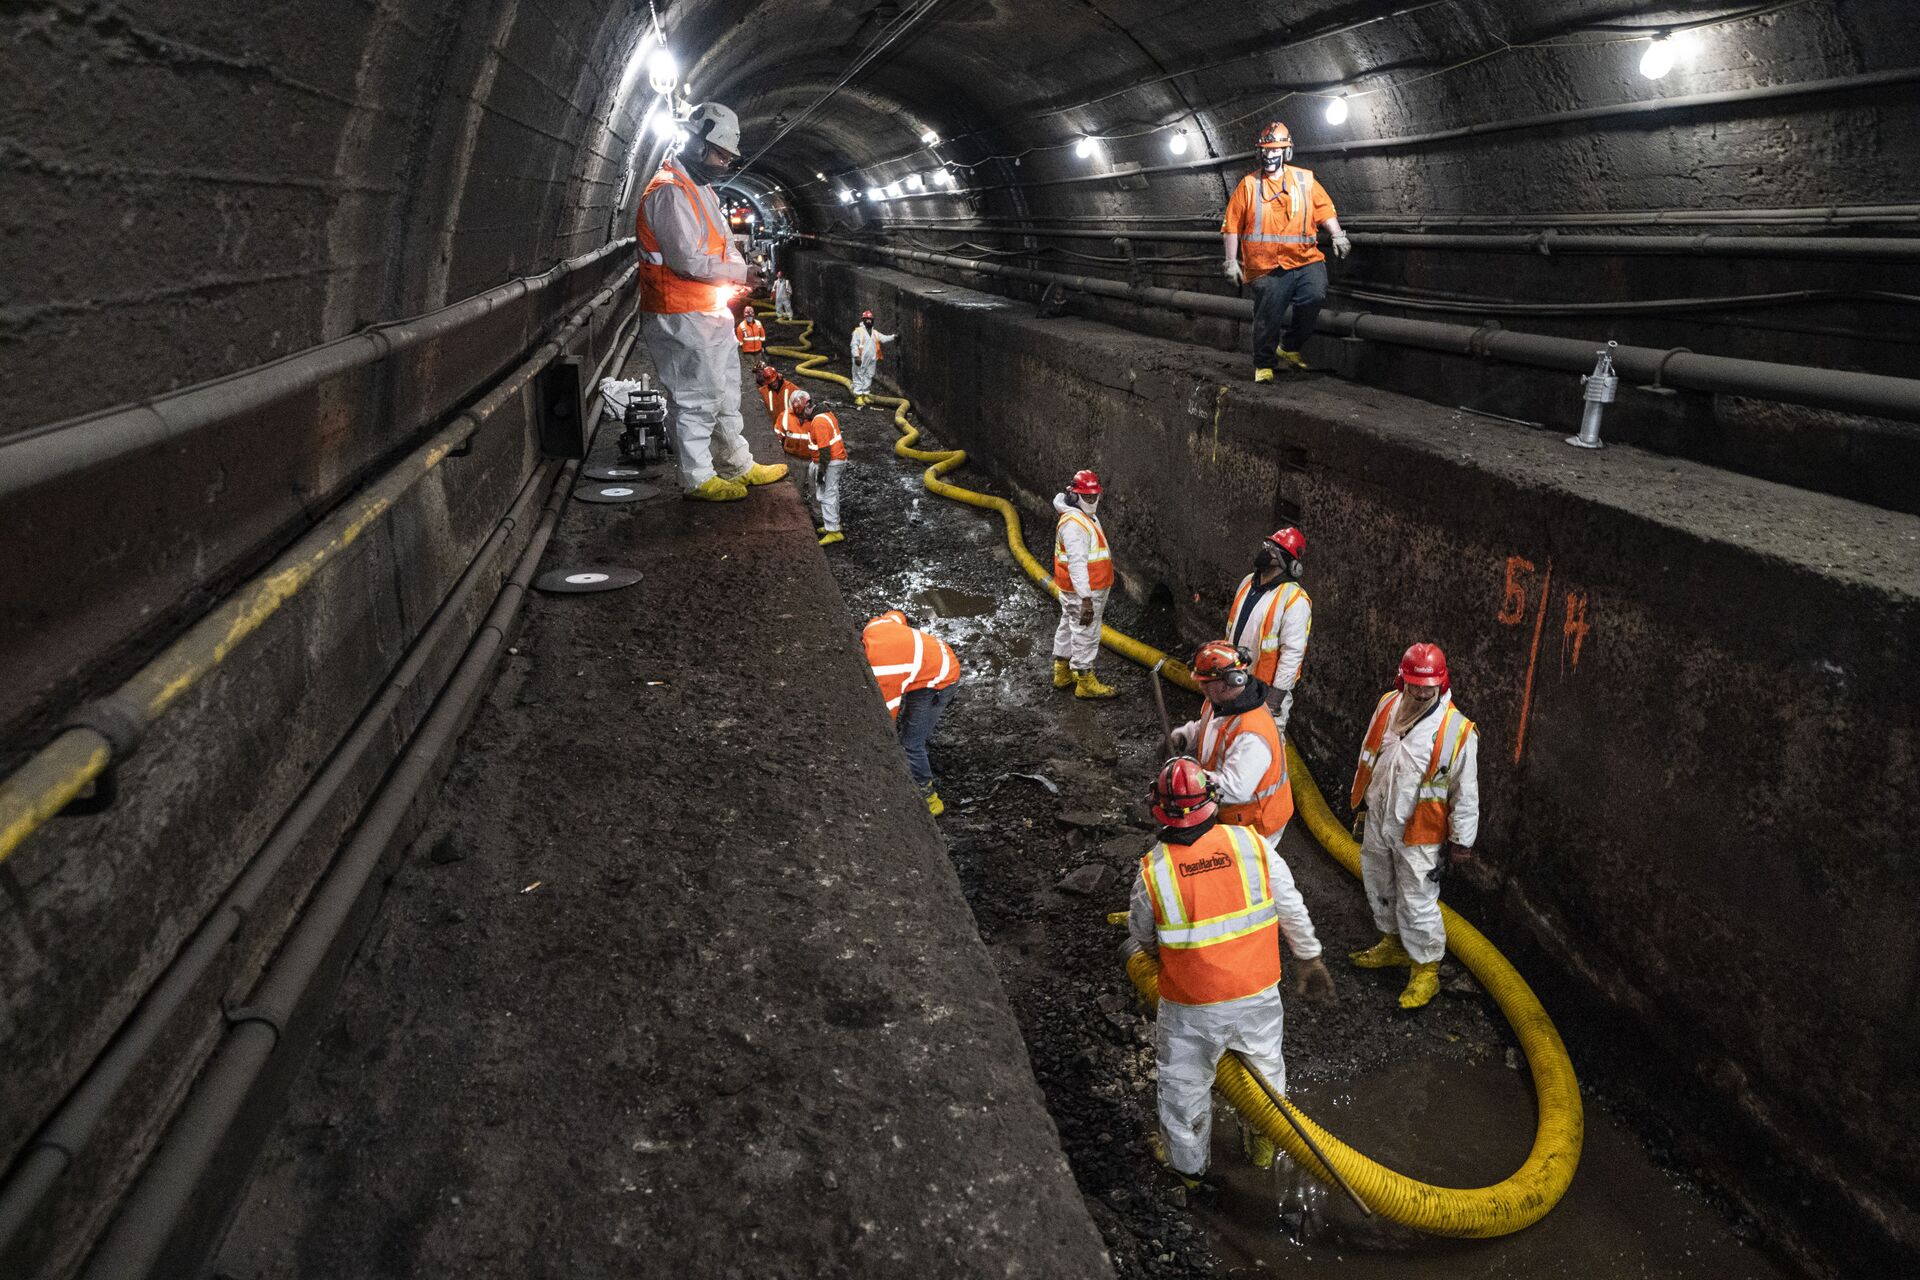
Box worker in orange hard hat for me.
[1225,526,1311,732]
[1124,756,1331,1182]
[1220,121,1350,383]
[1051,469,1116,698]
[861,609,962,815]
[1347,643,1480,1010]
[1168,640,1294,848]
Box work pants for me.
[1156,987,1288,1176]
[897,684,956,785]
[1250,260,1328,365]
[774,300,792,320]
[1053,587,1108,669]
[642,312,754,489]
[1360,820,1447,964]
[810,458,846,531]
[851,358,878,397]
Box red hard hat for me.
[1151,756,1219,829]
[861,309,875,319]
[1397,642,1450,691]
[1257,121,1293,150]
[1192,639,1252,686]
[1266,526,1305,560]
[756,364,780,387]
[1068,469,1102,496]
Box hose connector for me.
[1567,340,1618,450]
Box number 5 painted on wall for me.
[1497,555,1535,626]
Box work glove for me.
[1331,235,1352,260]
[1292,956,1335,1002]
[1222,259,1244,286]
[1349,809,1365,843]
[1447,842,1474,866]
[1077,597,1095,628]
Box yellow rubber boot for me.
[1277,348,1311,372]
[1150,1132,1206,1191]
[1240,1121,1276,1171]
[1253,367,1274,384]
[1051,658,1074,689]
[1349,933,1413,969]
[1398,960,1441,1010]
[1073,669,1117,699]
[733,461,788,486]
[685,476,748,502]
[855,394,869,407]
[819,530,845,546]
[924,786,944,817]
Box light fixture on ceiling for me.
[840,188,855,202]
[1074,135,1097,159]
[934,168,954,186]
[921,128,940,145]
[649,110,679,140]
[1325,94,1350,126]
[906,173,924,190]
[868,186,885,201]
[815,171,827,181]
[1168,128,1189,156]
[886,180,903,197]
[647,47,678,95]
[1638,30,1696,79]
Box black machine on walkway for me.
[618,376,671,466]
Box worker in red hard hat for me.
[1225,526,1312,732]
[850,308,900,408]
[1051,469,1116,698]
[792,389,849,546]
[1169,640,1294,849]
[755,362,801,424]
[1347,642,1480,1010]
[862,609,962,815]
[1125,756,1332,1183]
[1220,121,1350,383]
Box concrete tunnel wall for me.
[787,249,1920,1270]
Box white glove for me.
[1223,260,1244,286]
[1332,235,1352,260]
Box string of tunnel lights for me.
[827,0,1820,201]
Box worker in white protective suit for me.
[849,309,898,407]
[1347,642,1480,1010]
[1168,640,1294,850]
[635,102,787,501]
[1050,470,1116,699]
[1225,526,1311,732]
[1126,757,1332,1183]
[772,270,793,321]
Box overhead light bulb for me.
[1074,136,1096,159]
[867,186,884,201]
[1325,95,1349,126]
[921,129,940,145]
[1168,130,1189,156]
[906,173,924,190]
[840,188,854,203]
[934,169,954,186]
[649,110,679,140]
[815,171,826,181]
[886,181,903,197]
[647,47,678,95]
[1639,35,1676,80]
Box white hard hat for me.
[686,102,742,157]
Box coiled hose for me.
[755,303,1582,1236]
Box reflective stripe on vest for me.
[1142,825,1282,1005]
[1198,703,1292,837]
[1241,169,1317,243]
[863,618,959,719]
[1228,577,1309,688]
[636,161,732,315]
[1349,692,1474,844]
[1053,509,1114,592]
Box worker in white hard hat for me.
[635,102,788,501]
[850,309,899,408]
[1347,643,1480,1010]
[1220,121,1350,383]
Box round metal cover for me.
[533,567,644,593]
[583,464,648,481]
[574,482,662,503]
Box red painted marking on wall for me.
[1497,554,1535,626]
[1562,590,1591,672]
[1514,558,1554,764]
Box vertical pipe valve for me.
[1567,341,1618,449]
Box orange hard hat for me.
[1397,642,1450,691]
[1192,640,1253,688]
[1151,756,1219,829]
[1256,121,1293,150]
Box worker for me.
[754,362,800,421]
[850,309,898,408]
[1125,757,1332,1183]
[736,309,766,357]
[1225,526,1311,732]
[1168,641,1294,849]
[636,102,787,501]
[861,609,962,815]
[1347,643,1480,1010]
[1051,470,1115,699]
[772,270,794,321]
[1220,121,1351,383]
[790,388,847,546]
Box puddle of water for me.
[1195,1061,1798,1279]
[914,586,997,618]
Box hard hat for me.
[685,102,743,157]
[1256,121,1293,151]
[861,309,875,319]
[1192,639,1253,688]
[789,388,813,412]
[755,364,780,388]
[875,609,908,627]
[1266,526,1305,560]
[1068,469,1102,496]
[1396,642,1450,691]
[1151,756,1219,829]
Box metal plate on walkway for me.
[582,464,651,481]
[574,482,662,503]
[533,567,644,594]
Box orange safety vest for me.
[861,613,960,719]
[760,379,800,420]
[636,160,733,315]
[1227,576,1311,688]
[805,410,846,462]
[737,316,766,352]
[1141,824,1282,1005]
[1053,509,1114,593]
[1349,692,1475,845]
[1195,702,1293,837]
[1221,165,1334,278]
[774,408,812,458]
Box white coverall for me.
[1127,833,1321,1176]
[1360,691,1480,965]
[1226,575,1311,730]
[850,323,898,398]
[1171,700,1287,848]
[1051,493,1108,670]
[807,415,847,533]
[772,277,793,320]
[640,168,754,490]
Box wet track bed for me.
[805,364,1806,1280]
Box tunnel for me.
[2,0,1917,1276]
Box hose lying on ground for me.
[754,301,1583,1237]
